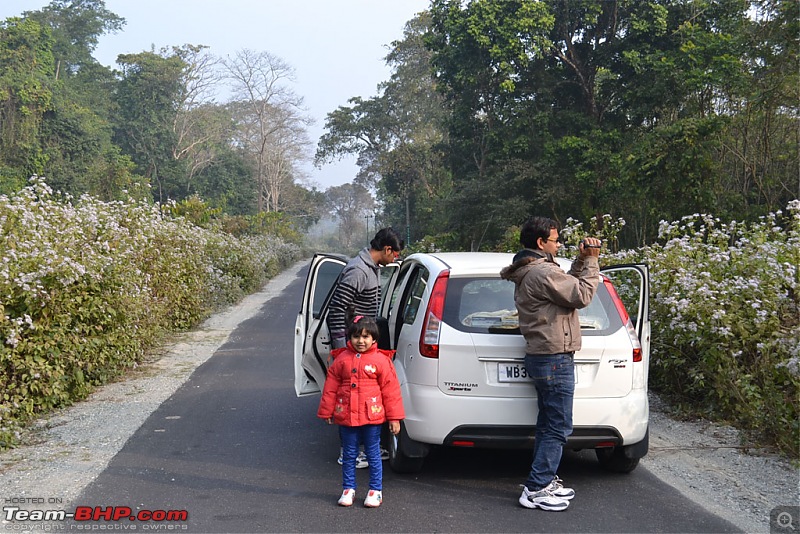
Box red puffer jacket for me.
[317,342,405,427]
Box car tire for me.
[595,446,640,473]
[388,422,425,474]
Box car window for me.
[388,262,414,316]
[457,280,515,327]
[402,267,429,325]
[443,277,621,335]
[603,270,642,327]
[380,264,396,298]
[577,294,611,331]
[312,261,344,318]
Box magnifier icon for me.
[778,511,796,530]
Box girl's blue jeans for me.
[339,424,382,491]
[524,353,575,490]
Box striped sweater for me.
[326,248,381,343]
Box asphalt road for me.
[68,265,740,533]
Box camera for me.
[580,239,602,249]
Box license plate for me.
[497,363,531,382]
[497,363,579,384]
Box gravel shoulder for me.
[642,397,797,533]
[1,261,797,533]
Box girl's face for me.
[350,329,375,353]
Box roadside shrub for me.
[593,201,799,457]
[222,211,303,244]
[492,205,798,456]
[0,177,301,448]
[490,205,797,456]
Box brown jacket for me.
[500,250,599,355]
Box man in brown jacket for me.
[500,216,601,511]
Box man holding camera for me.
[500,216,601,511]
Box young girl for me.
[317,315,405,508]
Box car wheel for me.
[595,446,640,473]
[388,423,425,474]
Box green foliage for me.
[404,232,459,255]
[0,17,55,177]
[166,194,222,226]
[495,225,521,253]
[0,178,301,448]
[191,147,258,216]
[419,0,798,250]
[24,0,125,73]
[113,50,188,205]
[177,208,306,246]
[229,211,302,243]
[316,12,450,245]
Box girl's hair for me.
[346,314,380,341]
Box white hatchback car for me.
[294,252,650,474]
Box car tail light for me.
[419,271,450,358]
[603,278,643,362]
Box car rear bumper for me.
[402,383,649,448]
[444,424,624,449]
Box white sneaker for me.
[518,485,569,511]
[338,489,355,507]
[356,451,369,469]
[547,476,575,500]
[364,489,382,508]
[337,451,369,469]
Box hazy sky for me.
[1,0,430,190]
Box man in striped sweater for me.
[327,227,405,349]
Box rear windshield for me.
[442,277,623,336]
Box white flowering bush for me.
[561,214,627,253]
[0,178,301,448]
[497,206,797,456]
[593,201,799,457]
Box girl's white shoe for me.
[364,490,382,508]
[337,489,355,507]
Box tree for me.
[115,45,233,204]
[17,0,135,200]
[223,49,311,212]
[113,50,188,203]
[168,45,227,195]
[317,13,450,244]
[192,145,257,215]
[280,182,326,231]
[325,183,375,250]
[713,0,800,214]
[24,0,124,80]
[424,0,797,247]
[0,17,55,189]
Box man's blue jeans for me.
[524,353,575,490]
[339,424,382,491]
